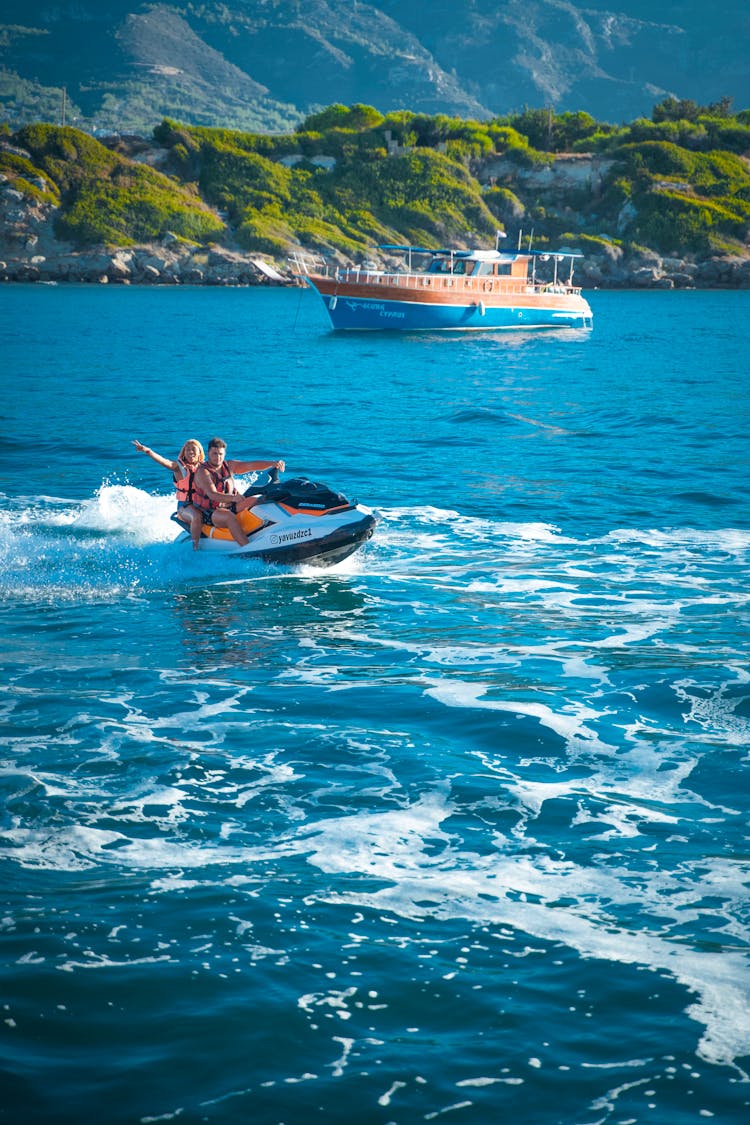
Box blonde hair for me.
[179,439,205,462]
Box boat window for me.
[424,259,478,276]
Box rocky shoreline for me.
[2,179,750,289]
[0,185,294,287]
[0,237,292,286]
[577,242,750,289]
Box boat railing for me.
[288,250,329,277]
[289,252,582,296]
[341,266,581,297]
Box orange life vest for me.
[175,459,196,506]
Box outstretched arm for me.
[132,440,179,473]
[226,458,285,475]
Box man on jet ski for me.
[192,437,285,547]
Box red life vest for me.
[193,461,236,511]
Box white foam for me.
[72,484,177,544]
[606,527,750,554]
[674,677,750,748]
[424,677,615,754]
[3,766,747,1069]
[295,793,750,1070]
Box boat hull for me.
[306,278,593,332]
[239,512,377,567]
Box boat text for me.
[271,528,313,545]
[346,300,406,320]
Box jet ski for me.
[171,471,377,567]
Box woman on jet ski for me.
[133,437,205,549]
[192,437,285,547]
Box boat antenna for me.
[517,229,522,251]
[527,228,534,252]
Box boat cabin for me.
[426,252,530,279]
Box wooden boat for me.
[290,240,593,332]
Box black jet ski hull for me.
[234,512,376,566]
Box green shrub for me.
[703,122,750,153]
[10,124,224,247]
[482,185,524,223]
[560,232,622,250]
[0,150,60,203]
[491,109,603,153]
[198,144,293,217]
[55,178,224,247]
[616,140,697,178]
[301,104,355,133]
[237,212,294,254]
[631,189,748,253]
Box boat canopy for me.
[527,249,584,260]
[377,244,583,262]
[378,244,501,260]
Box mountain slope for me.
[1,1,748,135]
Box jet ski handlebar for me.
[243,465,280,497]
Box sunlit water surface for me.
[1,284,749,1124]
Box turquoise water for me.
[1,283,749,1124]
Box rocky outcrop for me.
[0,178,293,286]
[578,244,750,289]
[0,239,293,286]
[484,153,615,194]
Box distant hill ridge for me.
[1,0,749,135]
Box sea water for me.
[0,283,748,1124]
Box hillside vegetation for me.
[2,98,750,268]
[1,123,224,246]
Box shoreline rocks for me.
[529,236,750,289]
[3,232,750,289]
[0,183,295,286]
[577,246,750,289]
[0,240,295,286]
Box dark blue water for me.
[1,283,749,1124]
